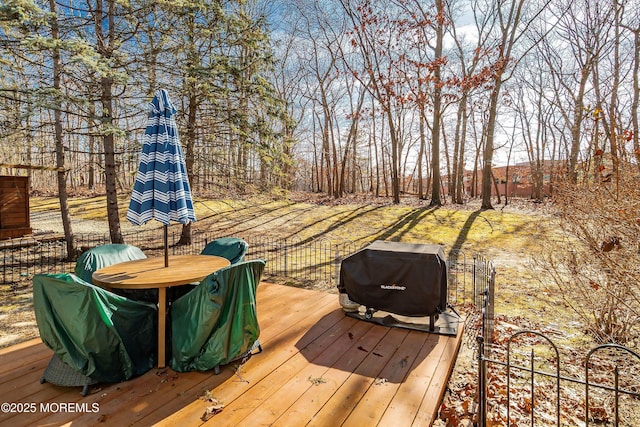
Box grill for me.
[338,241,455,335]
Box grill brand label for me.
[380,284,406,291]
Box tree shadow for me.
[362,206,439,243]
[189,199,314,236]
[285,205,387,246]
[294,309,456,384]
[449,209,484,264]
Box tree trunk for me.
[339,86,365,197]
[179,93,198,246]
[481,80,502,209]
[384,105,400,204]
[491,170,501,205]
[429,0,444,207]
[88,103,96,189]
[49,0,75,259]
[321,112,332,197]
[102,77,123,243]
[418,109,426,200]
[98,0,123,244]
[568,66,590,183]
[631,26,640,168]
[454,94,468,204]
[481,0,527,209]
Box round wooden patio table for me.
[92,254,230,368]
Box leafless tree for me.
[479,0,551,209]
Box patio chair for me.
[169,259,266,373]
[169,236,249,301]
[200,237,249,264]
[33,273,157,395]
[75,243,156,303]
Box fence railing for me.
[476,279,640,426]
[1,231,479,308]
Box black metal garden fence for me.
[476,275,640,426]
[1,231,479,308]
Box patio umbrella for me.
[127,89,196,267]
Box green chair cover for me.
[33,273,157,383]
[170,260,265,372]
[200,237,249,265]
[74,243,156,302]
[74,244,146,284]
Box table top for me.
[92,254,231,289]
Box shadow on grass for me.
[287,205,387,246]
[370,206,439,242]
[449,209,484,264]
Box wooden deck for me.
[0,283,463,426]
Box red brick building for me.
[441,161,563,200]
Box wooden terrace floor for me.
[0,283,464,426]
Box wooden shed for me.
[0,175,32,239]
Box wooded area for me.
[2,3,639,422]
[0,0,638,233]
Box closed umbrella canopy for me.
[127,89,196,266]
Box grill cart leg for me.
[429,314,438,332]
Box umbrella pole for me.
[164,224,169,267]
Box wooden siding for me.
[0,176,31,239]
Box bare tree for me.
[340,0,404,203]
[540,0,611,183]
[479,0,550,209]
[513,52,557,201]
[295,0,344,197]
[446,0,494,204]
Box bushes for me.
[535,164,640,345]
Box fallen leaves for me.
[308,376,326,386]
[600,236,621,252]
[439,314,640,427]
[200,390,225,421]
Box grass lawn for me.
[28,192,577,336]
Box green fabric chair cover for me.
[200,237,249,265]
[33,273,157,383]
[74,244,156,303]
[170,259,265,372]
[74,244,146,284]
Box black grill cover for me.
[339,241,447,317]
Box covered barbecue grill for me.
[338,240,456,335]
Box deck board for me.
[0,283,463,426]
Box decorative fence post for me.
[477,334,486,427]
[283,240,288,277]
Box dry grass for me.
[25,192,576,332]
[25,192,592,346]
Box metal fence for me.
[476,279,640,426]
[1,231,479,308]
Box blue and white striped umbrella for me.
[127,89,196,264]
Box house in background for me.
[440,161,564,201]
